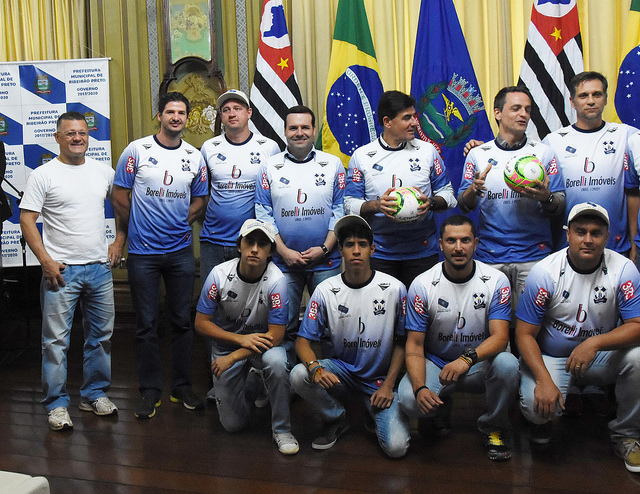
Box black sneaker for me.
[529,421,552,445]
[312,414,350,450]
[135,395,161,419]
[418,397,452,439]
[483,431,512,461]
[170,387,204,410]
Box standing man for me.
[290,215,410,458]
[516,202,640,473]
[458,86,565,315]
[20,112,122,430]
[194,218,297,455]
[199,89,280,280]
[398,215,518,461]
[345,90,457,289]
[112,92,208,419]
[255,105,345,349]
[543,71,637,255]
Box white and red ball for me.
[391,186,424,223]
[503,154,545,192]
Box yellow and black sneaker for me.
[483,431,512,461]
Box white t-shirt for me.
[20,157,114,264]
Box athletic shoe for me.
[273,432,299,455]
[615,438,640,473]
[417,397,452,439]
[135,395,161,419]
[483,431,512,461]
[48,407,73,431]
[79,397,118,416]
[312,414,350,450]
[529,421,552,445]
[170,387,204,410]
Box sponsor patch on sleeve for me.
[207,283,218,301]
[307,300,319,320]
[622,280,635,301]
[200,166,207,182]
[500,286,510,305]
[126,156,136,174]
[270,293,282,309]
[548,157,558,175]
[338,172,346,189]
[433,158,443,176]
[534,287,549,307]
[463,161,474,180]
[261,172,270,190]
[352,167,362,183]
[413,295,424,314]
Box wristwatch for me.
[461,347,478,366]
[321,244,330,257]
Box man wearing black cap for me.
[516,202,640,472]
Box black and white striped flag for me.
[518,0,584,141]
[249,0,303,150]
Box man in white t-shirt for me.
[20,112,123,431]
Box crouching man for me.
[194,219,298,455]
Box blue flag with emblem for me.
[410,0,493,194]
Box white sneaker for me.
[79,397,118,416]
[48,407,73,431]
[273,432,299,455]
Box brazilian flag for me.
[321,0,384,168]
[615,0,640,127]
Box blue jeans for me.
[41,263,114,411]
[127,246,195,397]
[199,241,238,282]
[284,267,340,339]
[290,360,410,458]
[519,348,640,440]
[398,352,519,433]
[212,345,292,434]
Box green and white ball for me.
[391,186,424,223]
[503,154,545,192]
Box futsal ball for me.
[503,155,545,192]
[391,186,424,223]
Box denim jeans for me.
[199,241,238,282]
[41,262,114,411]
[519,347,640,440]
[127,246,195,398]
[212,345,292,434]
[398,352,519,433]
[290,359,410,458]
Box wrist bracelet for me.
[414,385,428,398]
[306,360,320,369]
[458,355,473,367]
[311,366,323,380]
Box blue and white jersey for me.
[543,122,636,253]
[345,137,456,260]
[298,270,406,391]
[407,261,511,367]
[200,133,280,246]
[196,258,288,353]
[254,149,345,272]
[516,248,640,357]
[459,139,564,263]
[626,131,640,248]
[114,135,208,255]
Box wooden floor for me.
[2,311,640,493]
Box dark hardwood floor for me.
[1,309,639,493]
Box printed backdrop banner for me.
[0,58,113,268]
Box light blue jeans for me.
[519,347,640,440]
[212,345,292,434]
[290,359,410,458]
[41,262,114,411]
[398,352,519,433]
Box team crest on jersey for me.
[499,287,510,305]
[126,156,136,173]
[308,300,319,320]
[414,295,425,314]
[148,157,158,165]
[378,283,390,291]
[535,287,549,307]
[562,290,570,300]
[250,152,261,164]
[330,287,341,294]
[352,168,362,183]
[473,292,486,310]
[373,299,386,315]
[409,158,421,172]
[548,157,558,175]
[603,141,615,155]
[367,150,377,158]
[270,293,282,309]
[566,146,576,154]
[217,153,226,161]
[622,280,635,301]
[593,286,607,304]
[207,283,218,301]
[315,173,326,186]
[143,144,152,150]
[181,159,191,171]
[433,158,443,176]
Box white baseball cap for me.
[239,218,276,243]
[217,89,251,109]
[566,202,610,227]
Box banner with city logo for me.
[0,58,113,267]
